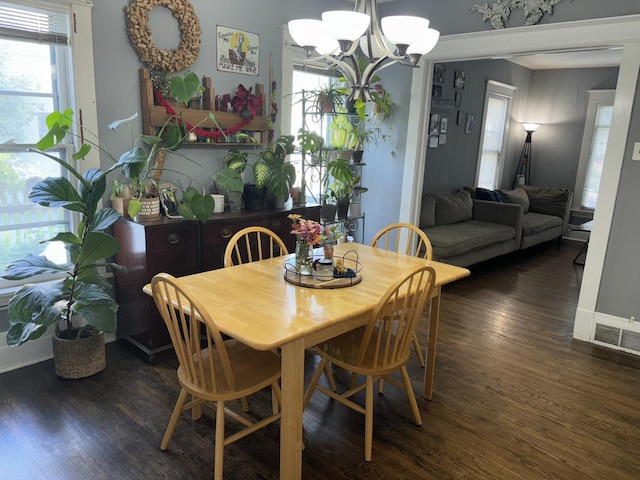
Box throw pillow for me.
[500,188,530,212]
[476,187,504,202]
[434,190,473,226]
[521,186,571,217]
[420,193,436,228]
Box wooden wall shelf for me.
[139,68,268,145]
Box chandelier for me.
[288,0,439,101]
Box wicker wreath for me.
[126,0,201,72]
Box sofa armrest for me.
[472,199,523,246]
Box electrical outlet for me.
[632,143,640,161]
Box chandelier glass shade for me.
[288,0,439,101]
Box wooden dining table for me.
[143,242,469,479]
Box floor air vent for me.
[594,323,640,354]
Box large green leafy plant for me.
[2,110,128,345]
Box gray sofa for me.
[419,190,522,267]
[498,186,572,249]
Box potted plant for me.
[110,71,216,223]
[370,83,393,120]
[217,134,297,211]
[1,110,128,379]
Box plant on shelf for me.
[370,83,393,119]
[1,110,127,378]
[217,134,297,210]
[110,70,215,223]
[230,84,263,118]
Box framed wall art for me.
[454,70,466,89]
[217,26,259,75]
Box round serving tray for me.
[283,250,362,289]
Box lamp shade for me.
[322,11,370,42]
[381,15,430,46]
[522,123,541,132]
[406,28,440,55]
[315,36,340,56]
[288,19,326,48]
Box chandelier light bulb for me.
[406,28,440,64]
[288,19,324,50]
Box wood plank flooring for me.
[1,240,639,479]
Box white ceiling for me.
[501,48,623,70]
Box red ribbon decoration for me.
[154,90,254,140]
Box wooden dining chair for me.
[370,222,433,368]
[224,226,289,267]
[151,273,282,480]
[303,264,437,461]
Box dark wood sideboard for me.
[113,205,320,364]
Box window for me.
[0,0,96,290]
[574,90,614,211]
[475,80,516,190]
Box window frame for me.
[475,80,516,190]
[0,0,97,297]
[573,89,615,212]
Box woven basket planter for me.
[52,326,106,379]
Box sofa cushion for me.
[521,212,562,236]
[521,186,570,217]
[500,188,530,212]
[425,220,516,258]
[434,190,473,226]
[420,193,437,228]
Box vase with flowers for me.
[288,213,335,275]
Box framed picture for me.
[217,25,259,75]
[465,113,475,134]
[429,113,440,135]
[439,134,447,145]
[432,85,442,98]
[431,98,455,112]
[457,110,465,126]
[454,70,466,89]
[160,188,180,218]
[455,91,462,107]
[429,135,439,148]
[440,117,448,134]
[433,63,446,83]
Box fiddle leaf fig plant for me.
[2,110,127,345]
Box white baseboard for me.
[0,329,117,374]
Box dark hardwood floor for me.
[2,240,640,479]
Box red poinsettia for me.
[231,84,262,119]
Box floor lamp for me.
[513,123,541,188]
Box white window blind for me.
[0,1,69,45]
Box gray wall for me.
[598,84,640,319]
[527,68,619,190]
[421,59,531,193]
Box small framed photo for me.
[454,70,466,89]
[429,113,440,135]
[429,135,439,148]
[465,113,475,134]
[432,85,442,98]
[440,117,448,134]
[457,110,465,126]
[160,188,180,218]
[433,63,446,83]
[439,134,447,145]
[455,91,462,107]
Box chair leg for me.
[214,400,225,480]
[192,394,202,420]
[324,362,337,391]
[161,388,189,450]
[304,357,328,408]
[412,333,426,368]
[240,397,249,412]
[364,375,374,462]
[400,366,422,426]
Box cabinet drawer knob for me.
[220,228,233,239]
[272,220,281,229]
[167,233,180,244]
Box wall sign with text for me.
[216,26,259,75]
